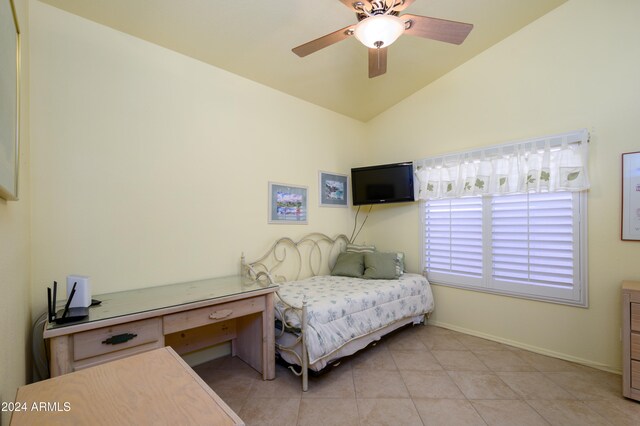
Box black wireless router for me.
[47,281,89,325]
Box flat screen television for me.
[351,162,415,206]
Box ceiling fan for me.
[292,0,473,78]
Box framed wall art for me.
[622,151,640,241]
[0,0,20,201]
[268,182,308,224]
[318,171,348,208]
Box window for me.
[423,191,587,306]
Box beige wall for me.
[29,1,366,317]
[366,0,640,371]
[21,0,638,399]
[0,0,30,423]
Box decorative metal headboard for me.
[242,233,349,283]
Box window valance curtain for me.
[414,129,589,200]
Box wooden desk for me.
[11,347,244,425]
[43,275,278,380]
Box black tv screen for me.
[351,162,415,206]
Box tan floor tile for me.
[351,343,398,371]
[587,397,640,426]
[513,350,584,372]
[199,367,258,400]
[196,355,258,372]
[497,372,574,400]
[386,328,428,351]
[194,358,260,381]
[420,324,456,336]
[499,343,521,352]
[357,398,423,426]
[353,368,409,398]
[194,327,627,426]
[413,398,487,426]
[420,333,468,350]
[401,370,466,399]
[543,371,622,400]
[238,398,299,426]
[448,371,519,400]
[471,400,549,425]
[526,400,612,426]
[474,350,537,372]
[301,365,355,399]
[457,335,509,351]
[297,398,359,426]
[221,398,246,415]
[414,325,464,341]
[248,365,304,398]
[432,350,490,371]
[390,349,444,371]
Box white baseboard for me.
[427,320,621,375]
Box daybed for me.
[242,233,434,391]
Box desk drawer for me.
[73,318,162,362]
[163,297,265,335]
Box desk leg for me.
[49,336,73,377]
[235,295,275,380]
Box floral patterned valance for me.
[414,129,590,200]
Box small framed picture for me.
[268,182,308,224]
[0,0,20,201]
[319,171,348,208]
[622,151,640,241]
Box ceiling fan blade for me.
[393,0,416,11]
[292,25,356,57]
[402,14,473,45]
[368,47,387,78]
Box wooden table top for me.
[10,347,244,425]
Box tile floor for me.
[193,325,640,425]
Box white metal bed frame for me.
[241,233,349,391]
[241,232,430,391]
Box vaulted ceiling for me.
[40,0,567,122]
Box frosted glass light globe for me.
[354,15,405,48]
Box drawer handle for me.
[102,333,138,345]
[209,309,233,320]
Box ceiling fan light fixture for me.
[354,14,405,49]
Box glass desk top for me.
[45,275,278,331]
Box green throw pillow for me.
[363,252,400,280]
[393,252,405,276]
[346,243,376,253]
[331,252,365,278]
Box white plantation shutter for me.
[422,191,586,305]
[490,192,581,302]
[424,198,483,285]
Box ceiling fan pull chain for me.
[375,41,383,67]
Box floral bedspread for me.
[274,273,434,364]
